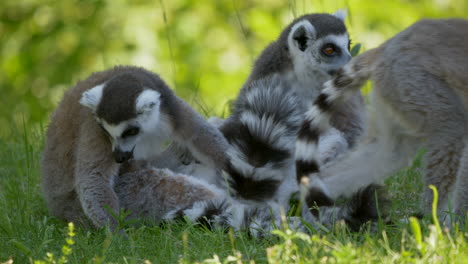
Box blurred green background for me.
[1,0,467,139]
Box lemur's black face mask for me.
[113,147,134,163]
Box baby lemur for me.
[303,18,468,223]
[41,66,230,229]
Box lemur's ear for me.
[135,89,161,114]
[288,20,316,52]
[333,9,347,22]
[80,83,105,112]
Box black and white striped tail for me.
[295,63,372,185]
[163,198,233,230]
[221,74,302,201]
[163,184,388,235]
[164,198,281,237]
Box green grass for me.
[0,127,467,264]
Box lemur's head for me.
[284,10,352,76]
[80,72,163,163]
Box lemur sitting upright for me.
[219,11,366,206]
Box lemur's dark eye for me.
[322,44,340,56]
[122,127,140,138]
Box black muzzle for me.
[113,148,134,163]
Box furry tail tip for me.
[163,198,232,230]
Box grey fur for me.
[41,65,230,229]
[212,12,364,204]
[307,19,468,224]
[154,12,364,191]
[115,168,225,224]
[123,12,376,231]
[246,13,347,83]
[221,74,302,204]
[243,13,365,148]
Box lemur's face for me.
[287,18,352,77]
[80,84,161,163]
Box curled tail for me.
[221,74,302,201]
[295,48,380,184]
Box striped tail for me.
[163,198,233,229]
[163,198,282,237]
[166,184,389,234]
[220,74,303,201]
[295,48,377,185]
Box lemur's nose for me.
[113,148,133,163]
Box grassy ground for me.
[0,127,467,264]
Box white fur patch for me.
[180,201,210,221]
[304,105,332,129]
[322,80,340,101]
[101,121,126,139]
[295,139,319,161]
[80,83,105,111]
[239,111,292,150]
[342,60,355,76]
[133,113,172,160]
[226,147,285,182]
[333,9,347,22]
[136,89,161,114]
[226,147,254,175]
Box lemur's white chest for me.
[133,115,173,160]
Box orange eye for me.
[324,46,335,55]
[322,44,339,56]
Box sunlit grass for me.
[1,2,468,262]
[0,125,466,263]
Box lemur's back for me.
[374,19,468,104]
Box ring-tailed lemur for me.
[164,11,364,197]
[300,18,468,224]
[219,11,366,207]
[143,12,383,231]
[217,71,385,231]
[41,65,230,229]
[113,72,386,234]
[111,74,386,235]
